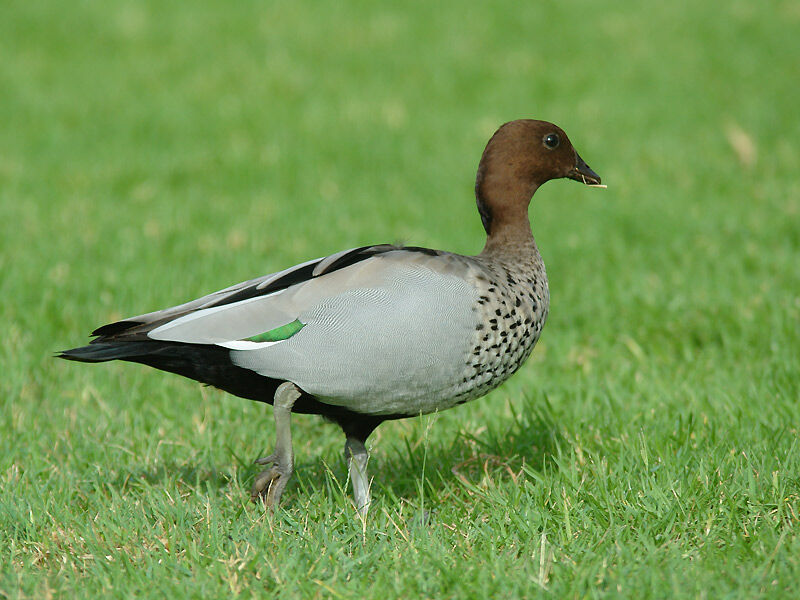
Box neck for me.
[476,185,539,260]
[480,211,537,258]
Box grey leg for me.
[345,437,370,517]
[251,382,301,509]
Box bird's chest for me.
[446,263,549,406]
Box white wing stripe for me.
[215,340,283,350]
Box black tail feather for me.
[58,342,154,363]
[58,340,279,403]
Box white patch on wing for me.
[215,340,284,350]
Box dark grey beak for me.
[566,153,601,185]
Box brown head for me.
[475,119,601,248]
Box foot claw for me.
[254,453,278,466]
[250,465,286,505]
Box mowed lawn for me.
[2,0,799,597]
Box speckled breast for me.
[438,256,550,410]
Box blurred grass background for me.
[1,0,799,597]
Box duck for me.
[59,119,602,515]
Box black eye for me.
[543,133,560,149]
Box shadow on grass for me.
[294,400,565,504]
[101,400,564,507]
[106,463,238,493]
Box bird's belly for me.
[306,318,544,417]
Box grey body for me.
[145,247,549,416]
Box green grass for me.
[2,0,799,597]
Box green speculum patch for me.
[245,319,305,343]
